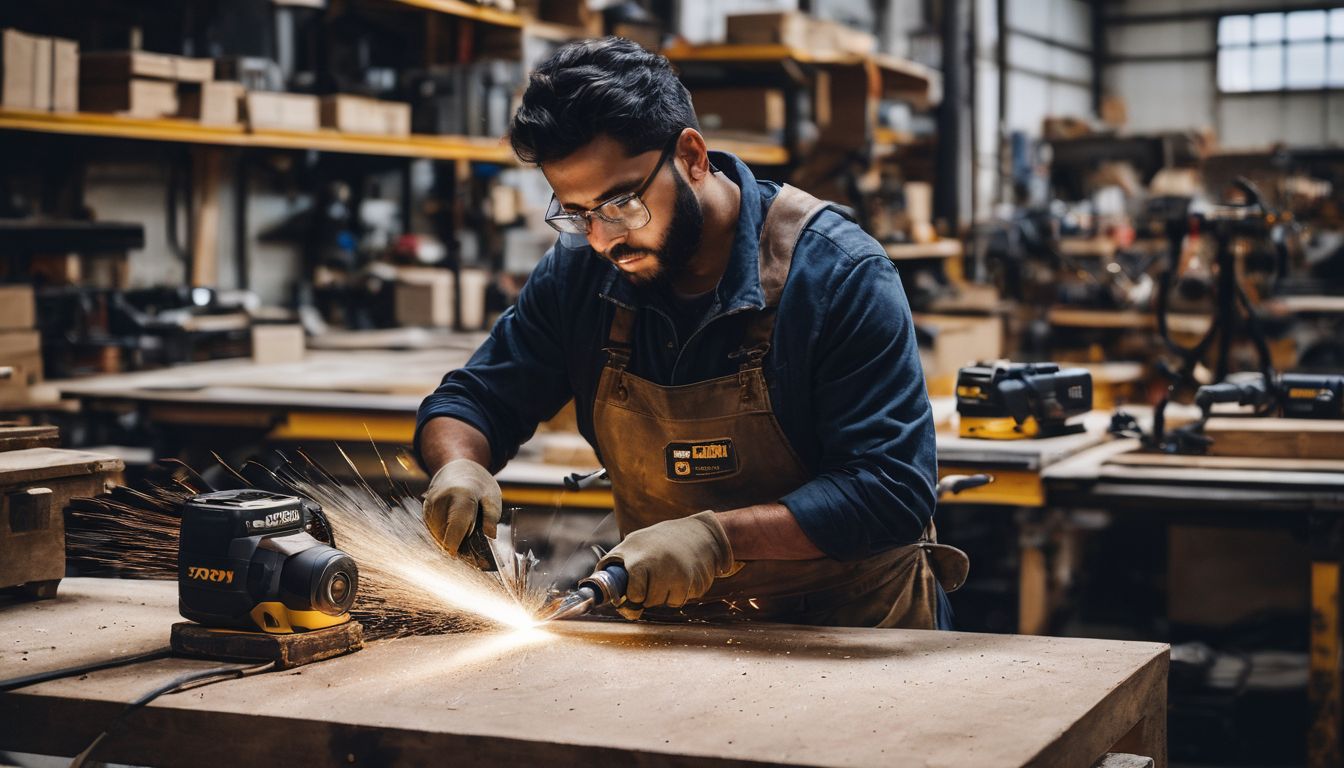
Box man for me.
[416,38,954,628]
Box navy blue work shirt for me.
[416,152,937,561]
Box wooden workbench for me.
[1,578,1168,767]
[1044,435,1344,768]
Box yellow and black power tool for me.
[178,489,358,633]
[957,362,1093,439]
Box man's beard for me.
[607,169,703,287]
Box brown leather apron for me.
[591,185,962,629]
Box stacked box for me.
[0,285,41,404]
[320,95,412,137]
[725,12,876,56]
[244,91,320,132]
[1,29,79,111]
[690,88,786,137]
[80,50,220,119]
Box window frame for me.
[1215,7,1344,94]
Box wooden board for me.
[1108,452,1344,474]
[0,425,58,451]
[1202,417,1344,460]
[0,448,124,487]
[936,410,1115,471]
[55,349,477,415]
[0,578,1168,768]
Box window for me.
[1217,8,1344,92]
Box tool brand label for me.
[665,439,737,482]
[187,566,235,584]
[247,509,302,530]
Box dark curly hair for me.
[509,37,699,165]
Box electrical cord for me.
[0,647,173,692]
[67,660,276,768]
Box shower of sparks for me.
[66,446,554,639]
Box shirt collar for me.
[596,151,770,314]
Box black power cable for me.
[68,660,275,768]
[0,647,173,693]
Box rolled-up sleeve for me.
[414,249,573,472]
[778,254,937,561]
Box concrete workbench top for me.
[1,578,1167,767]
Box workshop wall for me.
[83,159,305,305]
[975,0,1096,213]
[1106,0,1344,147]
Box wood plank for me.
[190,147,223,288]
[0,425,59,452]
[1108,452,1344,473]
[885,239,964,260]
[1202,417,1344,460]
[1,578,1168,768]
[0,448,123,486]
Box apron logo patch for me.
[665,439,737,481]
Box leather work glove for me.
[597,511,739,620]
[423,459,502,554]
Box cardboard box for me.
[81,50,176,81]
[691,88,785,136]
[320,94,412,136]
[244,91,320,131]
[31,37,51,111]
[0,330,43,402]
[394,267,455,328]
[251,325,306,365]
[904,182,935,244]
[2,29,39,108]
[80,78,178,117]
[172,56,214,83]
[0,285,35,330]
[726,12,875,55]
[914,314,1002,396]
[51,37,78,112]
[1043,116,1092,141]
[177,81,243,125]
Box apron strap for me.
[604,305,636,371]
[735,185,840,371]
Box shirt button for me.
[666,341,674,349]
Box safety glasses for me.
[544,135,679,247]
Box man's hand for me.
[424,458,502,553]
[597,511,738,619]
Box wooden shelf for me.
[704,136,789,165]
[884,239,963,261]
[0,109,515,163]
[664,43,938,106]
[385,0,523,28]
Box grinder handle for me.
[578,564,630,607]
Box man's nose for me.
[586,218,627,255]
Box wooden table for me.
[1044,437,1344,768]
[0,578,1168,767]
[55,347,477,445]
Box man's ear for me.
[676,128,712,182]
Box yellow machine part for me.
[959,415,1041,440]
[249,602,350,634]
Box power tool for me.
[956,362,1093,439]
[1123,372,1344,455]
[544,563,630,621]
[1193,373,1343,421]
[178,489,359,632]
[1279,373,1344,419]
[172,489,365,668]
